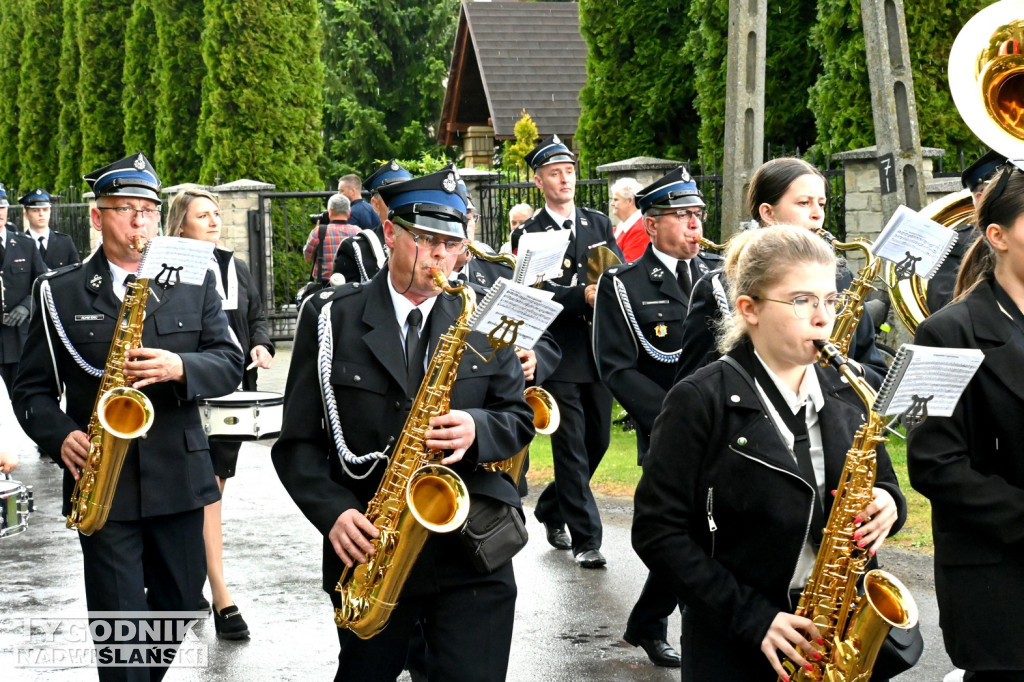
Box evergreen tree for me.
[321,0,459,182]
[152,0,205,184]
[0,3,26,186]
[576,0,699,166]
[18,0,64,190]
[56,0,82,194]
[198,0,323,189]
[77,1,131,177]
[687,0,729,165]
[122,0,158,162]
[503,110,539,173]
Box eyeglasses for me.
[654,208,707,222]
[395,224,467,253]
[98,206,161,221]
[752,293,845,319]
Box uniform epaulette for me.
[318,281,365,302]
[606,260,639,278]
[39,262,82,280]
[579,206,607,218]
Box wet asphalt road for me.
[1,344,953,681]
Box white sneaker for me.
[942,669,964,682]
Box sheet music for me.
[871,205,960,280]
[874,344,984,417]
[513,230,571,285]
[468,278,562,350]
[138,237,216,285]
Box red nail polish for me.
[817,638,825,645]
[870,548,877,557]
[782,676,790,682]
[805,664,815,671]
[830,489,836,496]
[853,517,862,525]
[814,652,822,660]
[857,539,866,548]
[853,532,862,541]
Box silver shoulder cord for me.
[710,272,733,319]
[612,277,680,364]
[316,301,387,479]
[41,280,103,380]
[351,239,370,283]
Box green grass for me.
[525,409,934,553]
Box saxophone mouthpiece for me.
[815,339,849,369]
[129,235,148,252]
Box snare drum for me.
[1,479,33,538]
[199,391,284,441]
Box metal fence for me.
[255,190,335,341]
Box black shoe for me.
[197,595,211,617]
[213,604,250,640]
[623,632,681,668]
[574,549,607,568]
[543,522,572,550]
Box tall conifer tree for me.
[122,0,158,160]
[18,0,64,190]
[76,1,131,177]
[0,3,26,186]
[56,0,82,193]
[198,0,323,189]
[152,0,204,184]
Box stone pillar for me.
[861,0,926,218]
[720,0,767,239]
[596,156,682,223]
[463,125,496,169]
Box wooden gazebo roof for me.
[437,1,587,145]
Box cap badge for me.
[133,154,146,170]
[35,189,42,195]
[680,168,692,183]
[552,134,562,145]
[654,323,668,338]
[390,161,399,171]
[442,173,457,193]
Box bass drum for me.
[199,391,284,441]
[887,189,975,334]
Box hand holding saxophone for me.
[330,509,381,568]
[515,347,537,381]
[123,347,185,388]
[60,430,91,480]
[850,486,899,555]
[761,612,823,679]
[425,410,476,464]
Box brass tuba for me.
[66,236,155,535]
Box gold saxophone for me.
[334,270,474,639]
[818,230,882,360]
[66,236,155,535]
[782,341,918,682]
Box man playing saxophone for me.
[13,152,243,682]
[272,168,534,682]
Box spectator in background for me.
[304,194,357,284]
[501,203,534,253]
[338,173,382,231]
[610,177,648,263]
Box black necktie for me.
[676,260,692,296]
[562,219,573,233]
[405,308,426,395]
[38,236,46,260]
[0,240,5,264]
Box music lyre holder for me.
[894,251,922,280]
[154,264,183,288]
[464,315,524,364]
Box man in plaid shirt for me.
[304,194,359,282]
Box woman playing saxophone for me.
[632,226,906,680]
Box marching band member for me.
[675,157,888,386]
[633,225,905,680]
[593,167,720,667]
[272,168,533,682]
[510,135,623,567]
[166,188,275,639]
[13,153,242,681]
[908,164,1024,680]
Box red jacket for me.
[615,214,649,263]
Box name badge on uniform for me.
[642,299,670,306]
[75,314,104,321]
[587,241,607,250]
